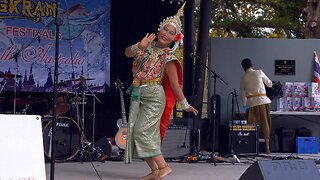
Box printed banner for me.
[0,0,110,92]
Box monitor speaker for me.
[162,125,190,158]
[239,160,320,180]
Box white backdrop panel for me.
[0,114,46,179]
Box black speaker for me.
[275,128,295,153]
[219,124,258,156]
[95,136,112,157]
[239,160,320,180]
[162,125,190,158]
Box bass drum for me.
[42,116,82,162]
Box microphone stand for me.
[11,34,38,114]
[85,84,101,145]
[232,89,251,156]
[77,80,105,161]
[50,1,62,179]
[190,54,228,166]
[233,88,246,146]
[225,88,241,164]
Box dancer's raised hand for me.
[138,33,156,49]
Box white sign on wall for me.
[0,114,46,180]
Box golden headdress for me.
[158,2,186,50]
[158,1,185,34]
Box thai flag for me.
[314,51,320,83]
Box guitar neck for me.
[119,90,127,124]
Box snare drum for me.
[42,116,81,162]
[49,93,71,116]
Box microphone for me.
[37,32,41,43]
[190,53,199,58]
[233,88,238,97]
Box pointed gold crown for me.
[158,1,186,34]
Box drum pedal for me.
[98,154,108,163]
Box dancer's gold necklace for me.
[149,44,163,62]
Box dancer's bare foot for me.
[265,145,271,154]
[139,169,159,180]
[265,148,271,154]
[158,164,172,179]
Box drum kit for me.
[0,73,25,114]
[0,73,105,162]
[42,76,107,162]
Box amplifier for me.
[162,125,190,159]
[219,125,259,156]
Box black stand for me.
[188,78,201,161]
[225,88,242,164]
[11,34,39,114]
[76,78,106,162]
[208,67,228,166]
[190,54,228,166]
[187,53,204,162]
[50,1,62,179]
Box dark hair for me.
[241,58,253,70]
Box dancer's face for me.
[157,24,176,48]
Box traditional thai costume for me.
[125,2,186,164]
[125,42,181,164]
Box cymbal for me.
[10,98,26,105]
[0,74,23,78]
[66,76,95,82]
[0,73,22,78]
[57,81,70,87]
[10,97,48,105]
[26,97,48,104]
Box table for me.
[270,111,320,123]
[270,111,320,115]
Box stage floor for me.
[45,153,320,180]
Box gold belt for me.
[247,93,266,99]
[132,77,162,87]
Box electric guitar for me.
[115,79,128,149]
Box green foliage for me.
[196,0,307,38]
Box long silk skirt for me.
[125,84,165,164]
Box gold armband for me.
[130,43,142,55]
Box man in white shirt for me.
[240,58,273,154]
